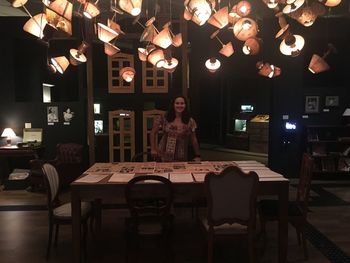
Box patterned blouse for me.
[153,115,197,162]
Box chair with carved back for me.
[258,153,313,260]
[51,143,84,187]
[200,165,259,263]
[125,175,174,263]
[41,163,92,260]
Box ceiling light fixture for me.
[308,43,336,74]
[205,57,221,73]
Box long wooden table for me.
[71,161,289,263]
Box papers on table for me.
[79,161,285,184]
[108,173,135,183]
[75,173,112,183]
[192,172,207,182]
[169,173,194,183]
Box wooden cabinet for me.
[306,125,350,176]
[248,115,269,154]
[109,110,135,162]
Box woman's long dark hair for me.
[165,95,191,124]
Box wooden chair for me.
[258,153,314,260]
[50,143,85,188]
[41,163,92,260]
[125,175,174,262]
[199,166,259,263]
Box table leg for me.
[72,188,81,263]
[278,181,289,263]
[94,199,102,232]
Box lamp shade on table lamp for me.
[342,108,350,126]
[1,128,16,146]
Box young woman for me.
[150,95,201,162]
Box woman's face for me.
[174,97,186,114]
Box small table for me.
[0,145,45,185]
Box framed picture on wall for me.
[305,96,320,113]
[325,96,339,107]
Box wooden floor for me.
[1,179,350,263]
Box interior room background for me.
[0,11,349,178]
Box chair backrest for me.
[42,163,60,212]
[56,143,83,164]
[204,165,259,227]
[296,153,314,214]
[125,175,173,218]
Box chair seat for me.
[53,202,91,219]
[200,217,248,235]
[258,199,303,218]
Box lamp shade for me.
[140,24,157,42]
[147,48,165,68]
[83,1,100,19]
[233,18,258,41]
[108,19,124,35]
[343,108,350,116]
[138,45,155,61]
[152,27,172,49]
[118,0,142,16]
[184,0,215,26]
[236,1,252,17]
[45,8,72,36]
[137,48,148,61]
[69,41,89,66]
[323,0,342,7]
[283,0,305,14]
[308,54,330,74]
[46,0,73,21]
[1,128,16,138]
[279,34,305,57]
[291,3,324,27]
[97,23,118,43]
[256,61,281,78]
[263,0,278,8]
[242,37,261,55]
[1,128,16,146]
[104,43,120,56]
[172,33,183,47]
[120,67,136,82]
[343,108,350,126]
[51,56,69,74]
[23,13,48,39]
[207,6,229,29]
[45,0,73,35]
[205,57,221,73]
[12,0,28,8]
[163,57,179,73]
[219,42,234,57]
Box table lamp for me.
[1,128,16,146]
[343,108,350,126]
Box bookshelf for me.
[306,125,350,176]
